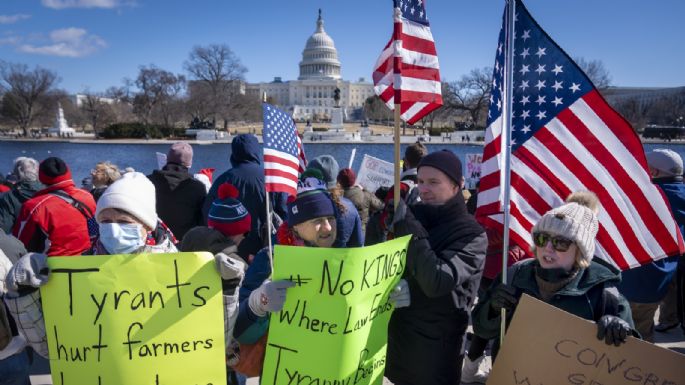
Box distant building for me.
[246,10,375,121]
[603,86,685,108]
[70,94,116,108]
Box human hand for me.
[215,251,247,295]
[214,252,246,281]
[6,253,49,294]
[489,283,519,314]
[389,279,410,308]
[597,315,631,346]
[248,279,296,317]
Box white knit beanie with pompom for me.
[95,172,158,229]
[531,191,600,262]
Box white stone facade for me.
[246,10,375,120]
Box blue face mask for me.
[98,223,146,255]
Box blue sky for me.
[1,0,683,93]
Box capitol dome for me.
[299,9,341,80]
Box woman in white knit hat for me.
[93,171,176,255]
[473,191,637,361]
[3,172,245,360]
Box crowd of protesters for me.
[0,135,683,385]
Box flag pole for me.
[394,106,401,210]
[392,3,402,211]
[262,92,275,276]
[499,0,517,347]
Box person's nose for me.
[322,218,333,232]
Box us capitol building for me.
[246,10,375,121]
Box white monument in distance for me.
[48,103,76,137]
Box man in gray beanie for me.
[0,157,43,233]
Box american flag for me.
[372,0,442,125]
[263,103,306,196]
[476,0,684,270]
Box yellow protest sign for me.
[261,236,410,385]
[40,252,226,385]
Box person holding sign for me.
[232,177,358,376]
[379,150,487,385]
[3,172,245,360]
[473,191,637,361]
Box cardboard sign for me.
[41,252,226,385]
[261,236,410,385]
[488,294,685,385]
[356,154,394,193]
[465,153,482,189]
[156,152,167,170]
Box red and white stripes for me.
[477,89,684,270]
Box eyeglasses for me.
[532,232,573,252]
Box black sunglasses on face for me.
[532,232,573,252]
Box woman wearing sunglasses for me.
[472,191,636,359]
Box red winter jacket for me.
[13,180,96,256]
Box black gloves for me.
[490,283,519,315]
[382,199,402,231]
[385,200,428,239]
[596,315,631,346]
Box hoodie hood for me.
[150,164,191,191]
[13,180,43,201]
[230,134,261,167]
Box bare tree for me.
[133,65,185,126]
[184,83,214,124]
[224,93,263,123]
[105,78,134,103]
[363,95,392,124]
[79,90,115,136]
[104,81,136,123]
[613,97,651,132]
[0,61,59,136]
[648,92,685,126]
[444,67,492,128]
[184,44,247,128]
[152,79,186,129]
[575,57,612,89]
[418,84,456,133]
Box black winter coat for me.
[0,180,42,233]
[384,194,487,385]
[148,164,207,241]
[202,135,287,258]
[473,258,635,358]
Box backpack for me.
[401,180,421,205]
[49,190,99,250]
